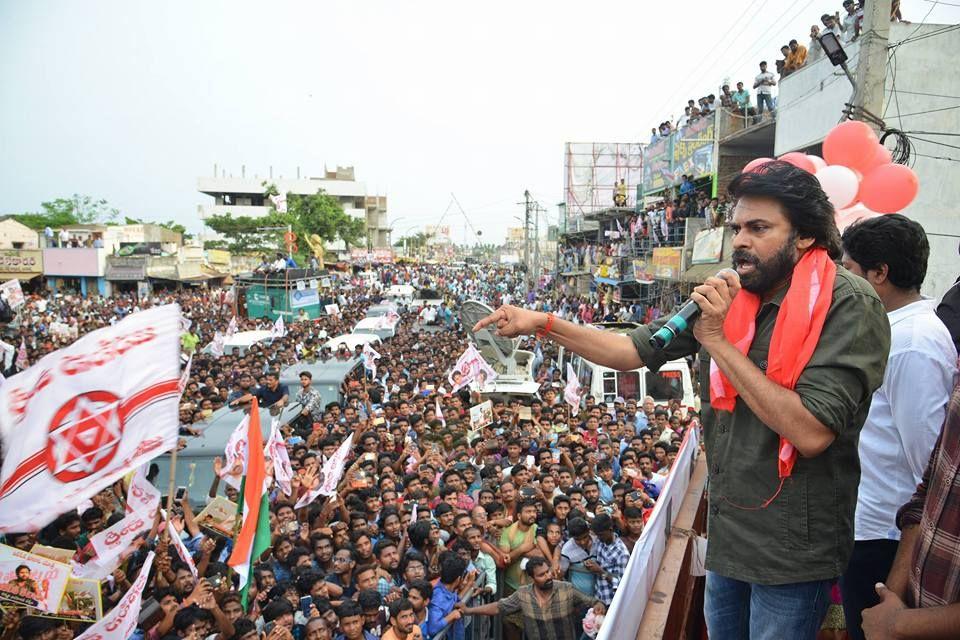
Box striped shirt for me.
[497,581,598,640]
[897,381,960,608]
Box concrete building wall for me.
[198,170,390,249]
[775,23,960,298]
[0,218,40,249]
[774,39,863,155]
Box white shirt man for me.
[754,70,776,95]
[841,3,862,43]
[854,298,957,540]
[839,213,959,638]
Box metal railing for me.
[431,569,504,640]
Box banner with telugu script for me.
[672,114,716,182]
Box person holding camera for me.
[583,514,629,607]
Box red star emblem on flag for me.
[44,391,124,482]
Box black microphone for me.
[648,268,738,350]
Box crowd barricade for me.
[431,569,504,640]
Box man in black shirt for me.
[230,370,288,412]
[935,241,960,352]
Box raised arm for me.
[472,305,643,372]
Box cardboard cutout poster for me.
[447,345,497,392]
[469,400,494,431]
[44,578,102,622]
[0,544,71,612]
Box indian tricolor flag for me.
[227,399,271,610]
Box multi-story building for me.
[774,22,960,298]
[197,165,389,250]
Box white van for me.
[558,323,695,409]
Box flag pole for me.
[165,446,179,517]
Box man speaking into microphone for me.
[474,161,890,639]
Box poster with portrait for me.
[447,344,497,392]
[195,496,240,538]
[0,279,24,308]
[0,544,71,613]
[44,578,102,622]
[469,400,494,431]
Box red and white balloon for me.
[740,120,919,231]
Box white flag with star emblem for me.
[0,305,181,533]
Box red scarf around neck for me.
[709,247,836,486]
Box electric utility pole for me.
[853,0,891,123]
[524,190,532,290]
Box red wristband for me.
[536,313,555,339]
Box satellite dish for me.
[460,300,518,371]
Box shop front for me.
[42,248,108,297]
[0,249,44,292]
[105,256,148,296]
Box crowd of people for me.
[0,261,697,640]
[563,184,732,274]
[3,163,960,640]
[648,0,907,137]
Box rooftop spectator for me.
[809,25,824,63]
[776,45,790,76]
[732,81,753,115]
[753,61,777,120]
[821,12,843,39]
[842,0,862,42]
[784,39,808,75]
[720,84,735,109]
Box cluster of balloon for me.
[741,121,919,232]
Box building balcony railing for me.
[198,204,271,220]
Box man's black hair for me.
[296,571,325,595]
[842,214,929,292]
[173,606,199,632]
[336,599,363,620]
[374,538,398,558]
[357,589,382,611]
[525,556,550,577]
[728,160,841,259]
[228,619,257,640]
[624,506,645,520]
[567,517,590,538]
[439,555,467,585]
[407,578,433,600]
[407,521,432,549]
[388,597,415,621]
[81,506,104,524]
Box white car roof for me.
[225,330,272,347]
[355,316,397,330]
[323,333,382,351]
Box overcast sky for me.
[1,0,957,244]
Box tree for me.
[14,194,119,230]
[204,213,288,255]
[393,232,430,250]
[262,183,367,248]
[204,186,368,257]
